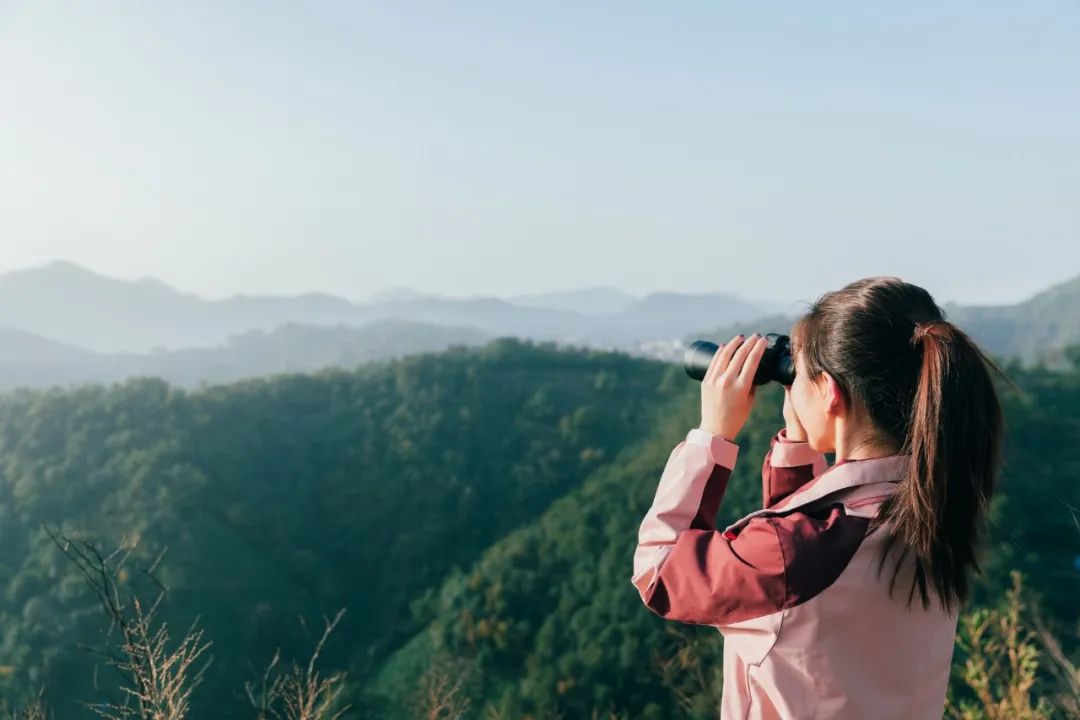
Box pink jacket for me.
[631,427,958,719]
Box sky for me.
[0,1,1077,306]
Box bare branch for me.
[44,523,212,720]
[246,608,350,720]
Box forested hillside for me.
[0,339,1077,718]
[368,352,1080,718]
[0,339,677,717]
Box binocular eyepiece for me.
[684,333,796,386]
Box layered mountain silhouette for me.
[692,272,1080,370]
[0,261,777,354]
[0,260,1077,391]
[0,321,492,390]
[506,286,640,315]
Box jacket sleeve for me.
[761,427,829,508]
[631,428,787,627]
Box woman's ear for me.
[821,371,846,417]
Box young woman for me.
[631,276,1008,719]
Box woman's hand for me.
[782,385,809,441]
[699,333,768,441]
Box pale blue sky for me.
[0,1,1077,305]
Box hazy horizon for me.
[0,257,1075,309]
[2,2,1077,307]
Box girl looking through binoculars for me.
[632,276,1011,719]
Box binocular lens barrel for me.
[684,340,721,382]
[683,333,796,386]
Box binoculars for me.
[684,333,796,386]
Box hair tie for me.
[912,319,945,342]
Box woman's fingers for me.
[703,342,725,383]
[706,335,744,382]
[726,333,759,381]
[703,338,727,383]
[737,335,768,385]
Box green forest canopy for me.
[0,338,1075,718]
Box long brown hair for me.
[791,276,1013,612]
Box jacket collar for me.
[724,453,911,532]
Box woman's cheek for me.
[792,384,820,444]
[802,396,832,453]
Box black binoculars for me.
[684,333,795,386]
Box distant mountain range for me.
[942,273,1080,367]
[506,286,640,315]
[0,261,781,354]
[0,261,1076,391]
[0,321,492,391]
[691,272,1080,370]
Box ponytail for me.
[793,277,1011,612]
[875,319,1008,612]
